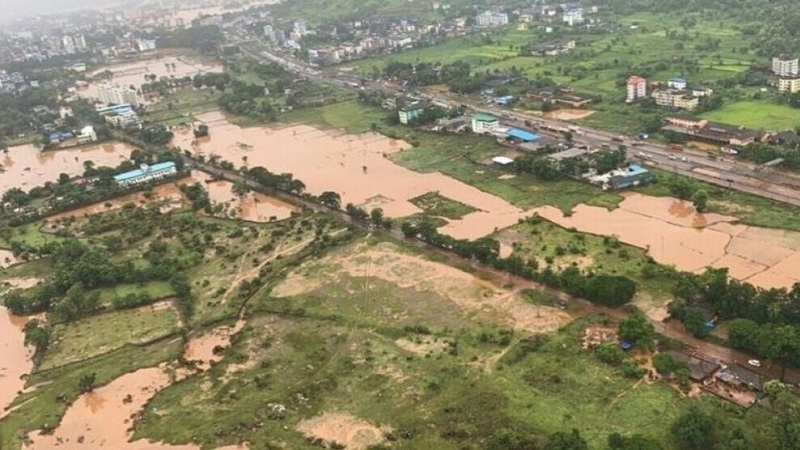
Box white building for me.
[293,20,308,35]
[475,11,508,27]
[471,113,499,133]
[136,39,156,52]
[626,76,647,102]
[59,106,73,119]
[772,56,799,77]
[667,77,687,91]
[97,84,140,108]
[113,162,177,187]
[77,126,97,144]
[74,35,87,51]
[562,10,584,26]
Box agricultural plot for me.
[40,305,180,370]
[409,191,478,219]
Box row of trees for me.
[668,266,800,367]
[400,218,637,308]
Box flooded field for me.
[1,142,135,194]
[44,170,295,223]
[80,56,223,105]
[0,307,33,418]
[534,193,800,289]
[174,114,529,239]
[25,325,247,450]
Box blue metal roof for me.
[114,161,176,182]
[624,164,649,176]
[506,128,540,142]
[97,103,133,115]
[669,77,686,83]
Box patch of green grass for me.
[40,307,180,370]
[282,100,386,133]
[143,89,222,125]
[409,191,478,219]
[94,281,176,305]
[6,224,64,247]
[499,216,676,303]
[0,339,181,450]
[700,100,800,131]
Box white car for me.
[748,359,761,367]
[681,157,688,162]
[669,155,676,160]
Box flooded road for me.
[174,113,529,239]
[0,306,34,418]
[1,142,135,195]
[534,193,800,289]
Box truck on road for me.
[668,144,683,152]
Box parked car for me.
[748,359,761,367]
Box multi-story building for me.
[113,162,177,187]
[626,76,647,102]
[772,55,799,77]
[475,11,508,27]
[74,35,87,51]
[97,84,139,107]
[652,89,699,110]
[778,77,800,93]
[398,101,427,124]
[471,113,499,133]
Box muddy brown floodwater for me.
[1,142,136,195]
[174,113,530,239]
[79,56,223,106]
[534,193,800,289]
[43,170,295,223]
[0,306,34,418]
[25,323,248,450]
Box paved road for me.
[232,35,800,208]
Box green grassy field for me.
[134,237,753,449]
[497,216,677,306]
[95,281,176,305]
[144,89,222,126]
[40,307,180,370]
[409,191,479,219]
[701,100,800,130]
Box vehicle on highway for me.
[669,155,676,160]
[748,359,761,367]
[681,156,688,162]
[631,142,644,147]
[669,144,683,152]
[611,136,625,143]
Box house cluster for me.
[668,350,764,407]
[0,71,28,93]
[97,103,142,129]
[515,3,598,26]
[626,75,712,110]
[662,116,761,146]
[45,126,98,149]
[303,19,442,65]
[650,77,713,110]
[528,85,592,107]
[524,39,576,57]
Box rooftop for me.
[506,128,540,142]
[113,161,176,183]
[548,147,588,161]
[473,113,498,122]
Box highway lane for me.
[235,39,800,207]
